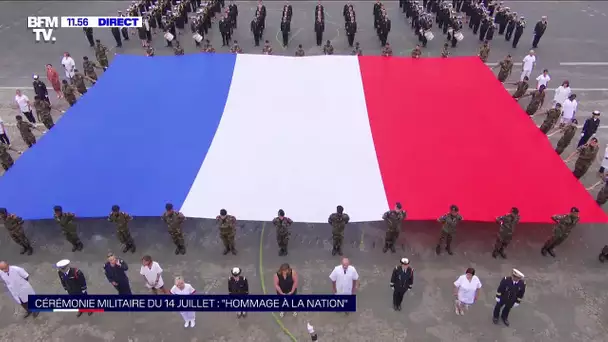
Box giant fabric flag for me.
[0,54,606,224]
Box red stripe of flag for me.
[79,309,104,313]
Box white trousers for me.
[180,311,195,322]
[520,69,532,81]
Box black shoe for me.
[499,251,507,259]
[332,249,337,256]
[180,247,186,255]
[541,248,547,256]
[393,305,398,311]
[284,249,288,256]
[600,253,606,263]
[397,305,402,311]
[77,312,83,317]
[23,311,32,319]
[338,249,343,256]
[27,246,33,255]
[122,245,129,253]
[279,249,284,256]
[72,245,79,252]
[231,248,237,255]
[78,243,84,251]
[435,245,441,255]
[492,251,497,258]
[383,245,388,253]
[130,245,136,253]
[446,248,453,255]
[223,248,230,255]
[88,312,93,316]
[492,317,499,324]
[20,246,27,254]
[547,249,556,257]
[502,318,510,326]
[390,245,396,253]
[175,247,181,255]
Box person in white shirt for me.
[453,268,482,316]
[561,94,578,125]
[521,50,536,81]
[0,117,9,145]
[553,80,571,107]
[140,255,168,294]
[329,257,359,295]
[0,261,39,318]
[14,90,36,124]
[61,52,76,80]
[170,276,197,328]
[535,69,551,89]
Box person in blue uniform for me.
[56,259,93,317]
[103,253,131,294]
[493,269,525,326]
[390,258,414,311]
[228,267,249,318]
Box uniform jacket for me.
[383,210,407,230]
[496,213,520,237]
[104,259,129,285]
[551,214,579,238]
[273,217,293,235]
[390,266,414,291]
[582,118,600,136]
[495,276,525,304]
[58,268,88,294]
[228,276,249,294]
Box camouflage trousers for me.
[493,235,512,253]
[116,229,135,247]
[85,72,98,81]
[555,143,569,155]
[10,232,31,247]
[41,116,54,130]
[65,95,77,106]
[98,58,109,68]
[1,159,14,171]
[332,233,344,250]
[539,122,553,135]
[277,233,289,249]
[23,135,36,148]
[220,232,236,250]
[385,230,400,247]
[63,231,81,246]
[437,231,454,248]
[542,235,567,251]
[169,229,185,247]
[573,161,591,179]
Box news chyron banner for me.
[29,295,357,313]
[27,16,143,43]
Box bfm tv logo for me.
[28,17,59,42]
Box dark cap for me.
[511,207,519,215]
[571,207,579,213]
[278,209,285,216]
[395,202,402,209]
[220,209,227,216]
[450,205,459,212]
[111,205,120,212]
[337,205,344,214]
[165,203,173,210]
[0,208,7,215]
[53,205,62,212]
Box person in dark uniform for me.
[532,16,547,48]
[118,11,129,41]
[493,269,525,326]
[111,27,122,48]
[32,75,50,105]
[314,13,324,46]
[280,14,290,47]
[251,15,262,46]
[577,111,600,147]
[83,27,94,47]
[229,1,239,28]
[103,253,132,295]
[504,12,517,41]
[219,14,230,46]
[228,267,249,318]
[599,245,608,263]
[274,263,299,317]
[56,259,93,317]
[390,258,414,311]
[512,16,525,48]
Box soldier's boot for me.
[223,245,230,255]
[180,245,186,255]
[547,248,556,258]
[27,245,33,255]
[382,242,389,253]
[78,242,84,251]
[435,245,441,255]
[230,243,237,255]
[337,244,343,256]
[541,241,551,256]
[129,243,136,253]
[20,245,28,255]
[491,247,498,258]
[20,303,32,318]
[498,248,507,259]
[332,244,338,256]
[390,243,397,253]
[122,245,129,253]
[599,252,606,263]
[446,242,453,255]
[283,245,288,256]
[71,243,79,252]
[175,245,181,255]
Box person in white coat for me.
[0,261,39,318]
[170,276,196,328]
[61,52,76,81]
[329,258,359,315]
[453,267,482,316]
[553,80,571,107]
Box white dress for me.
[553,86,571,106]
[61,56,75,79]
[453,275,482,305]
[0,266,36,303]
[171,283,196,321]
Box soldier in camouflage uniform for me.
[511,76,529,99]
[61,80,79,107]
[262,40,273,55]
[440,43,449,58]
[328,205,350,256]
[295,44,305,56]
[230,41,243,53]
[16,115,38,148]
[555,119,578,155]
[492,207,520,259]
[381,43,393,57]
[108,205,136,253]
[494,54,513,83]
[173,41,185,55]
[541,207,579,257]
[351,42,362,56]
[54,206,83,252]
[539,104,562,135]
[382,202,407,253]
[272,209,293,256]
[217,209,237,255]
[95,40,109,68]
[478,41,490,63]
[0,208,33,255]
[436,205,463,255]
[33,95,55,130]
[82,56,104,81]
[161,203,186,255]
[323,40,334,55]
[72,69,95,94]
[567,137,599,179]
[411,45,422,58]
[596,173,608,206]
[0,143,21,171]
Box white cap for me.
[307,322,315,334]
[231,267,241,276]
[512,269,524,278]
[56,259,70,268]
[400,258,409,265]
[33,74,39,79]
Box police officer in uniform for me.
[108,205,136,253]
[512,16,525,48]
[217,209,237,255]
[280,14,291,47]
[54,206,83,252]
[0,208,33,255]
[161,203,186,255]
[314,13,325,46]
[273,209,293,256]
[493,269,525,326]
[32,75,50,104]
[345,12,357,47]
[83,27,95,47]
[541,208,579,257]
[251,15,262,46]
[436,205,462,255]
[382,202,407,253]
[56,259,93,317]
[228,267,249,318]
[492,207,519,259]
[390,257,414,311]
[328,205,350,256]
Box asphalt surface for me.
[1,1,608,341]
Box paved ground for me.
[1,1,608,341]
